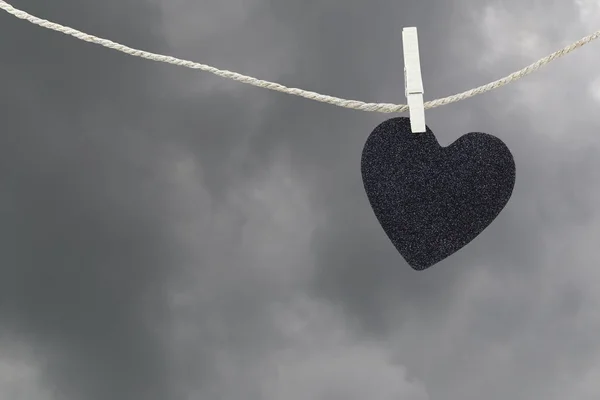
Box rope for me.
[1,0,599,113]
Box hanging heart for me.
[361,117,516,270]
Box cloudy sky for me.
[1,0,600,399]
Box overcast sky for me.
[1,0,600,399]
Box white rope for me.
[1,0,599,113]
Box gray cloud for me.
[1,1,181,399]
[1,0,600,400]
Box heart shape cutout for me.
[361,117,516,270]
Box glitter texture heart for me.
[361,117,516,270]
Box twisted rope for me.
[1,0,599,113]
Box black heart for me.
[361,117,515,270]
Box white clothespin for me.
[402,27,426,133]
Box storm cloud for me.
[1,1,600,400]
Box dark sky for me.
[1,1,600,400]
